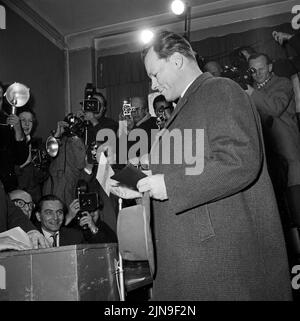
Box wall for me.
[0,3,65,140]
[69,47,93,113]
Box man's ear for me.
[170,52,184,69]
[35,212,41,222]
[268,63,273,73]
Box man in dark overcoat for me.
[137,31,292,300]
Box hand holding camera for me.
[6,114,24,141]
[54,120,69,138]
[78,211,97,233]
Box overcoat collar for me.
[151,72,213,152]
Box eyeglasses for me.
[12,199,35,210]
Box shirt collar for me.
[42,228,59,246]
[256,73,273,90]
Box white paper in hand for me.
[96,152,115,196]
[0,227,32,251]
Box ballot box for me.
[0,243,119,301]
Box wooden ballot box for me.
[0,243,119,301]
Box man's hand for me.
[137,174,168,201]
[6,114,24,141]
[272,31,292,46]
[54,120,69,138]
[245,84,254,96]
[27,230,50,249]
[79,212,97,231]
[65,199,80,225]
[109,178,143,199]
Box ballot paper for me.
[0,227,32,251]
[96,152,115,196]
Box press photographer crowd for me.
[1,28,300,301]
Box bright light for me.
[140,29,154,44]
[171,0,185,15]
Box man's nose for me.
[52,213,61,220]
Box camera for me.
[83,99,101,113]
[222,65,255,90]
[122,98,136,117]
[78,192,99,212]
[82,83,101,113]
[75,179,102,229]
[63,113,86,138]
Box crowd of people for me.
[0,29,300,301]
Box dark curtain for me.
[97,52,150,120]
[97,22,294,121]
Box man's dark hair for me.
[131,96,149,111]
[36,194,67,215]
[141,30,196,62]
[248,52,272,65]
[153,94,173,110]
[93,91,107,109]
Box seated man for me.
[35,194,85,247]
[0,180,48,249]
[66,198,117,244]
[9,189,34,219]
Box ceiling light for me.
[171,0,186,15]
[140,29,154,44]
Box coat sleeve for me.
[163,79,263,214]
[289,32,300,55]
[251,77,294,118]
[13,139,29,166]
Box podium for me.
[0,243,119,301]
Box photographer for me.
[66,198,117,244]
[0,82,29,192]
[42,116,86,206]
[82,90,118,166]
[15,107,48,203]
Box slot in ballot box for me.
[0,243,119,301]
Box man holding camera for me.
[0,82,29,192]
[35,194,85,247]
[82,91,118,166]
[66,197,117,244]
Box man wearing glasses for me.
[9,189,34,219]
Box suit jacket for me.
[37,224,85,246]
[149,73,291,300]
[0,180,35,233]
[43,135,86,206]
[251,74,300,186]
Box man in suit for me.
[246,53,300,229]
[136,31,292,300]
[127,96,157,157]
[0,180,48,249]
[35,194,85,247]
